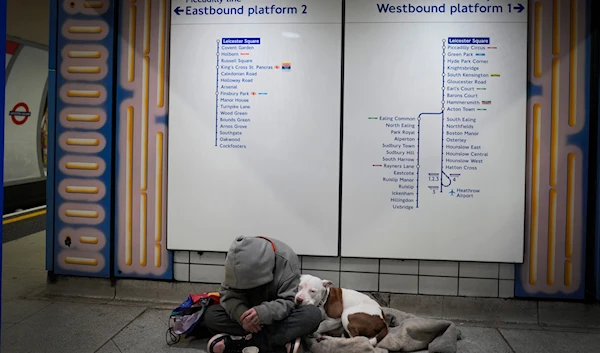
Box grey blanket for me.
[303,307,462,353]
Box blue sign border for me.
[1,0,7,339]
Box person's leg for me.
[203,305,253,353]
[202,304,247,336]
[259,305,322,351]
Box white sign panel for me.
[342,0,527,262]
[4,40,48,185]
[167,0,342,255]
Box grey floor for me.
[2,232,600,352]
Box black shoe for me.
[207,333,253,353]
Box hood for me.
[224,236,276,290]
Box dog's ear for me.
[322,279,335,288]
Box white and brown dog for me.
[294,274,388,346]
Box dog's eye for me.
[310,289,316,293]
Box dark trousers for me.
[201,304,322,352]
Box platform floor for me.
[2,232,600,352]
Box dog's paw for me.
[308,332,322,340]
[316,335,333,343]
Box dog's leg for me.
[341,312,353,339]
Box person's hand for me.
[240,308,261,333]
[242,320,261,333]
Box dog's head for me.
[294,274,334,306]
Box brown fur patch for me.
[347,312,388,342]
[323,287,343,318]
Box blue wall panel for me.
[595,27,600,301]
[515,0,592,300]
[1,0,7,333]
[112,0,173,279]
[46,0,59,272]
[52,0,116,277]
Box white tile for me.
[340,272,378,291]
[379,274,418,294]
[174,251,190,263]
[459,278,499,297]
[190,264,225,283]
[174,263,189,282]
[302,269,340,286]
[341,258,379,273]
[190,252,226,265]
[380,259,419,275]
[418,276,458,296]
[499,264,515,280]
[302,256,339,271]
[459,262,499,279]
[419,261,459,277]
[499,280,515,298]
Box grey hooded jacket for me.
[219,236,301,326]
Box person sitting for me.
[203,236,322,353]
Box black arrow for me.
[513,3,525,13]
[174,6,183,15]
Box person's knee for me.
[203,305,225,329]
[204,304,221,318]
[298,305,323,331]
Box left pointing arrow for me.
[174,6,183,15]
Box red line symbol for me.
[10,102,31,125]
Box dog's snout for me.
[296,296,304,304]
